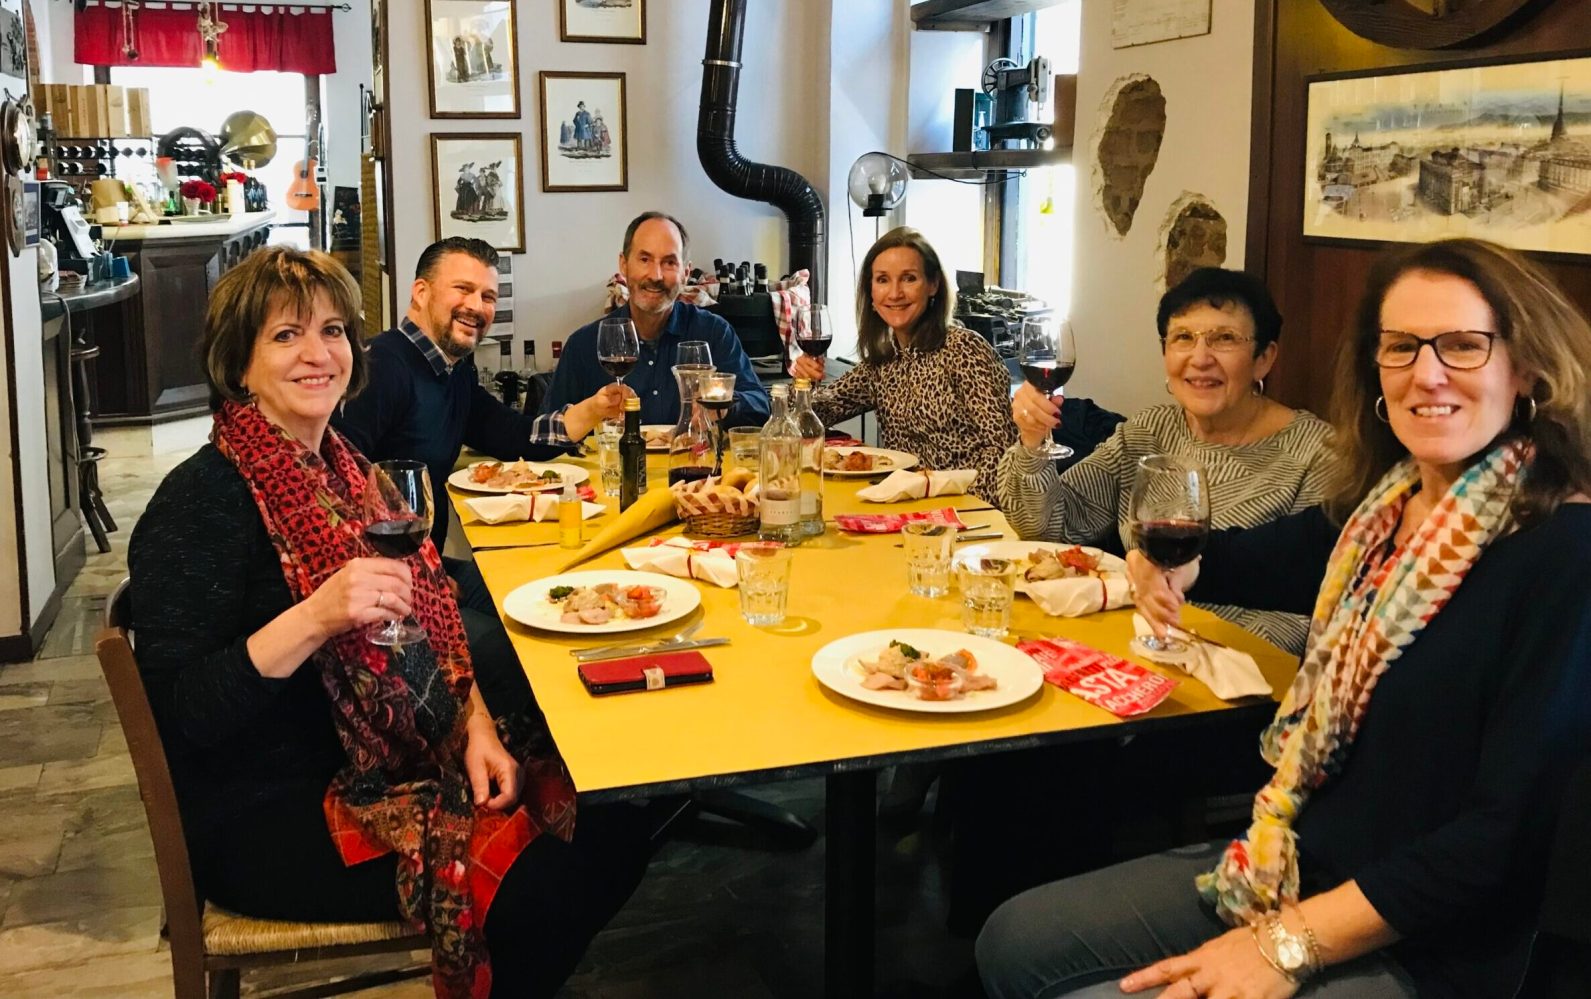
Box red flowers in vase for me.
[180,180,218,204]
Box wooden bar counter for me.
[88,212,275,426]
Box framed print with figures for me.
[560,0,645,44]
[425,0,520,118]
[431,133,525,252]
[539,71,628,192]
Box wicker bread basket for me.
[672,476,760,538]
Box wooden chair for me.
[96,578,429,999]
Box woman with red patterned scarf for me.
[128,247,651,997]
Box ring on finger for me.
[377,592,387,610]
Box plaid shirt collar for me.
[398,318,452,377]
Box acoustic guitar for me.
[286,116,322,211]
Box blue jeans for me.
[976,840,1417,999]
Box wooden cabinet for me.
[91,219,273,425]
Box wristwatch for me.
[1264,912,1319,981]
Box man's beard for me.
[435,307,487,359]
[631,279,681,316]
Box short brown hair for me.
[203,246,367,409]
[855,226,952,365]
[1329,238,1591,526]
[621,211,689,258]
[415,236,498,281]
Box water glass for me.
[957,557,1019,638]
[728,426,762,471]
[735,543,792,626]
[902,522,955,598]
[596,418,624,498]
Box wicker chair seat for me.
[201,903,422,956]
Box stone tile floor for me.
[0,443,985,998]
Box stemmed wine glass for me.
[1018,317,1078,461]
[677,339,713,372]
[795,304,833,366]
[362,459,433,648]
[596,318,640,389]
[1127,454,1211,658]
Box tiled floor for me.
[0,434,985,998]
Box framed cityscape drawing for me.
[560,0,645,44]
[539,71,629,192]
[425,0,520,118]
[431,133,526,252]
[1304,52,1591,256]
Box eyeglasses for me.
[1162,329,1255,353]
[1374,330,1499,370]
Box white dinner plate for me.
[447,461,589,495]
[821,446,919,477]
[811,628,1043,714]
[641,425,675,452]
[955,541,1126,594]
[502,570,702,634]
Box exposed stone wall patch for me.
[1159,192,1228,291]
[1094,75,1166,237]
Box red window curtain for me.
[75,4,336,75]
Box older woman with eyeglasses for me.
[997,268,1336,653]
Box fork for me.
[572,619,703,659]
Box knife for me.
[572,637,729,662]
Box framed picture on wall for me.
[1303,52,1591,257]
[539,71,628,192]
[559,0,645,45]
[425,0,520,118]
[431,133,525,252]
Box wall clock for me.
[1320,0,1542,49]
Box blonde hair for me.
[202,246,366,408]
[1328,238,1591,525]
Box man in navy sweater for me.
[334,239,622,713]
[539,211,769,427]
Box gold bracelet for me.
[1290,905,1324,974]
[1250,923,1298,984]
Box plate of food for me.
[821,446,918,477]
[448,460,589,495]
[811,628,1043,713]
[502,570,702,634]
[642,425,674,452]
[955,541,1126,593]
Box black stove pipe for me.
[698,0,827,305]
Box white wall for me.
[325,0,372,194]
[383,0,831,369]
[1066,0,1254,418]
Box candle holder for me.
[699,372,737,476]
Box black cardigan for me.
[1192,504,1591,998]
[127,445,345,868]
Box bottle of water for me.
[758,385,803,545]
[790,378,825,537]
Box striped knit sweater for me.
[997,403,1337,654]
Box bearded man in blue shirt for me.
[539,211,770,428]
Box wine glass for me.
[677,339,713,372]
[362,459,434,647]
[596,318,639,389]
[795,304,833,367]
[1127,454,1211,658]
[1018,317,1078,461]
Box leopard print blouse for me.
[810,325,1017,502]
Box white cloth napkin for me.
[856,469,976,503]
[1131,614,1272,700]
[463,494,605,525]
[1025,574,1133,617]
[620,537,739,588]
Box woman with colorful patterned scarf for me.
[128,247,651,998]
[977,238,1591,999]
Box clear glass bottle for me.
[758,385,803,545]
[668,364,714,487]
[791,378,825,537]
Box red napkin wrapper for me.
[832,507,969,534]
[577,650,715,696]
[1017,638,1177,717]
[825,436,864,447]
[642,537,781,556]
[578,484,597,501]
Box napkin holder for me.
[577,650,715,696]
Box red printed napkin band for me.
[832,507,969,534]
[1017,637,1177,717]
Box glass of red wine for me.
[597,318,640,388]
[1018,316,1077,461]
[1128,454,1210,657]
[795,304,833,367]
[362,459,433,648]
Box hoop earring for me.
[1165,378,1172,396]
[1374,395,1390,423]
[1253,378,1266,397]
[1520,396,1538,423]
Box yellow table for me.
[451,453,1297,998]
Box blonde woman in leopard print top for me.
[790,227,1016,501]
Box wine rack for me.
[48,136,158,200]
